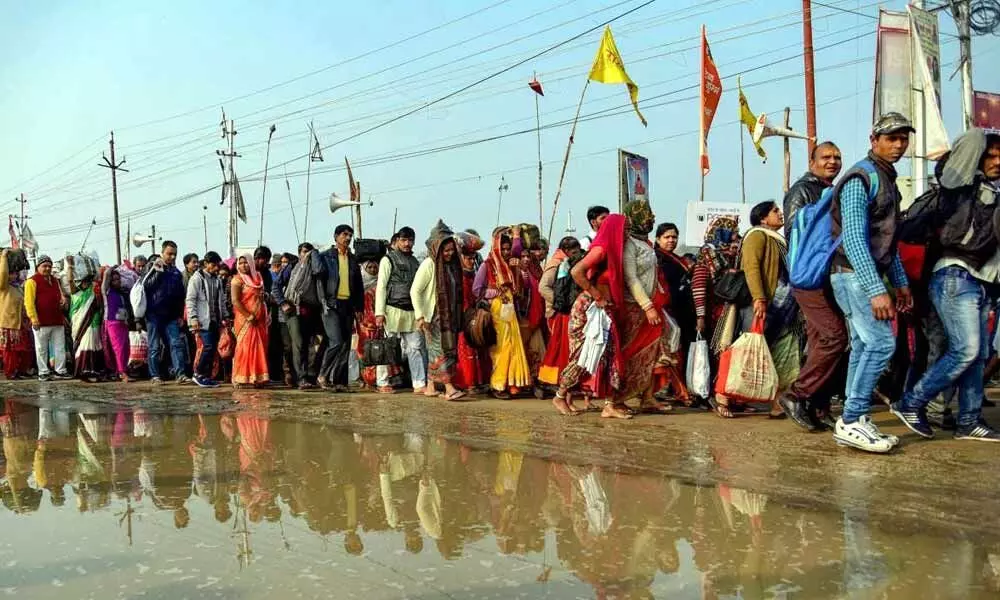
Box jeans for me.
[902,267,988,428]
[147,317,189,379]
[287,310,326,384]
[195,325,219,378]
[33,325,67,376]
[830,273,896,424]
[376,330,428,388]
[320,301,354,385]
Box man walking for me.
[283,243,327,389]
[828,113,913,453]
[780,141,846,431]
[182,253,200,290]
[317,225,364,391]
[186,251,229,388]
[23,255,71,381]
[144,240,190,384]
[891,129,1000,442]
[579,206,610,252]
[374,227,428,394]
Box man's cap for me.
[270,256,282,265]
[872,112,915,136]
[36,255,52,267]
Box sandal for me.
[709,397,734,419]
[444,390,466,402]
[639,402,673,415]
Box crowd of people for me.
[1,112,999,453]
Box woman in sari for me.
[553,214,627,418]
[617,200,684,414]
[230,254,270,388]
[413,228,466,401]
[65,257,105,381]
[655,223,696,354]
[691,217,742,347]
[101,267,132,382]
[519,240,548,395]
[0,250,30,380]
[455,232,490,391]
[537,237,582,394]
[473,226,531,399]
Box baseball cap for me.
[872,112,915,136]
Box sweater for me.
[25,273,65,327]
[740,228,785,303]
[0,252,23,330]
[410,258,439,323]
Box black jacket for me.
[316,246,364,313]
[783,171,831,238]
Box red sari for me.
[231,256,270,386]
[454,268,490,389]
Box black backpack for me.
[898,187,943,244]
[551,259,581,315]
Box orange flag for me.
[700,25,722,175]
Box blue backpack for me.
[788,159,879,290]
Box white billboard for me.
[684,202,753,248]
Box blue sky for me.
[1,0,997,260]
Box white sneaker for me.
[833,415,896,454]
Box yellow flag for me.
[738,78,766,161]
[589,26,646,126]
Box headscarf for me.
[940,127,987,189]
[361,261,378,290]
[485,229,519,294]
[428,234,463,352]
[623,200,655,237]
[696,216,740,280]
[588,213,627,308]
[237,253,263,289]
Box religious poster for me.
[974,91,1000,133]
[618,149,649,210]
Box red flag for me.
[8,216,18,249]
[700,25,722,175]
[345,157,359,202]
[529,77,544,96]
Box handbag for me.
[463,304,497,349]
[362,330,403,366]
[218,327,235,360]
[713,269,752,306]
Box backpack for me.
[130,270,151,319]
[898,188,943,244]
[285,251,319,306]
[552,259,580,315]
[788,159,880,290]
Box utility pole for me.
[304,121,324,242]
[783,108,792,193]
[100,131,128,264]
[14,193,28,245]
[203,206,209,253]
[217,110,239,258]
[802,0,817,155]
[951,0,974,130]
[496,177,509,227]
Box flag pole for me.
[534,72,543,231]
[739,120,747,205]
[547,79,590,242]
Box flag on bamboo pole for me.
[738,78,766,162]
[231,173,247,223]
[20,223,37,251]
[700,25,723,174]
[529,77,544,96]
[588,26,646,126]
[345,157,360,201]
[8,216,19,249]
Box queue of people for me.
[1,113,999,453]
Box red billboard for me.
[974,91,1000,133]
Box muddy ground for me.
[3,379,999,543]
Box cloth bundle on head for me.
[454,230,484,254]
[425,219,455,253]
[623,200,654,236]
[697,216,741,282]
[116,265,139,290]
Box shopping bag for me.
[128,331,148,365]
[714,316,778,404]
[770,332,800,391]
[218,327,235,360]
[685,332,711,400]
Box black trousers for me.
[287,309,326,384]
[320,301,354,385]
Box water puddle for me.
[1,396,998,599]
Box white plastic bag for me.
[686,332,711,400]
[130,271,150,319]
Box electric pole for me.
[951,0,975,130]
[100,131,128,264]
[217,111,239,258]
[203,206,209,253]
[802,0,817,156]
[14,194,28,245]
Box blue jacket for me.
[271,264,294,323]
[144,264,186,321]
[317,246,364,313]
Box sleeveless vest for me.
[830,154,900,274]
[386,250,419,311]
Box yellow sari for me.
[489,292,531,392]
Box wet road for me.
[1,384,999,599]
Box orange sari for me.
[232,263,270,386]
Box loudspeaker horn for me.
[329,193,373,213]
[133,234,155,248]
[752,113,813,145]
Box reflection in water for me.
[1,397,999,599]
